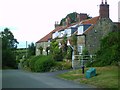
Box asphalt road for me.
[2,69,96,88]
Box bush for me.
[34,55,55,72]
[50,61,72,72]
[91,32,119,67]
[29,56,40,71]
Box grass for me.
[58,66,119,88]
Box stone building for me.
[77,16,100,54]
[36,0,119,56]
[36,32,51,56]
[77,0,115,54]
[84,18,114,54]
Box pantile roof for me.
[81,16,100,25]
[36,16,100,43]
[36,26,67,43]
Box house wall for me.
[85,18,114,54]
[36,42,50,56]
[77,35,85,54]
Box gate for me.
[72,54,96,69]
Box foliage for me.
[65,46,72,60]
[1,28,19,68]
[39,46,43,55]
[26,55,55,72]
[28,42,35,57]
[61,35,68,58]
[59,12,77,26]
[34,55,55,72]
[28,56,39,71]
[50,39,63,61]
[59,12,91,26]
[16,48,26,60]
[71,34,78,59]
[92,31,119,66]
[50,61,72,72]
[82,48,89,55]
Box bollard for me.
[82,65,84,74]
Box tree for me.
[50,39,63,61]
[28,42,35,57]
[71,34,78,60]
[1,28,19,68]
[93,31,119,66]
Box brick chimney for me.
[55,21,59,28]
[99,0,109,18]
[77,13,88,22]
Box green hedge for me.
[21,55,72,72]
[28,55,55,72]
[34,55,55,72]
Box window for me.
[78,45,83,54]
[66,28,71,37]
[78,25,84,35]
[52,31,59,39]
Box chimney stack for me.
[102,0,103,4]
[55,21,59,28]
[99,0,109,18]
[105,0,107,4]
[77,13,88,22]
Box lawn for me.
[58,66,119,88]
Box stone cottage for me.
[76,0,118,54]
[36,0,119,56]
[36,13,88,56]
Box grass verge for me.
[58,66,118,88]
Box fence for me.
[72,54,96,69]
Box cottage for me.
[36,0,119,56]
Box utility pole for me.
[26,41,27,58]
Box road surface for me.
[2,69,96,88]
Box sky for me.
[0,0,119,48]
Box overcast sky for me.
[0,0,119,48]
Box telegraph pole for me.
[26,41,27,58]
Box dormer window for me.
[78,25,84,35]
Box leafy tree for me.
[92,31,119,66]
[61,35,68,57]
[66,46,72,60]
[28,42,35,57]
[1,28,19,68]
[50,39,63,61]
[60,12,78,26]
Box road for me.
[2,69,96,88]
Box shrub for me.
[33,55,55,72]
[91,32,119,66]
[50,61,72,72]
[29,56,39,71]
[50,40,63,61]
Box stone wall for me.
[36,42,50,56]
[85,18,114,54]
